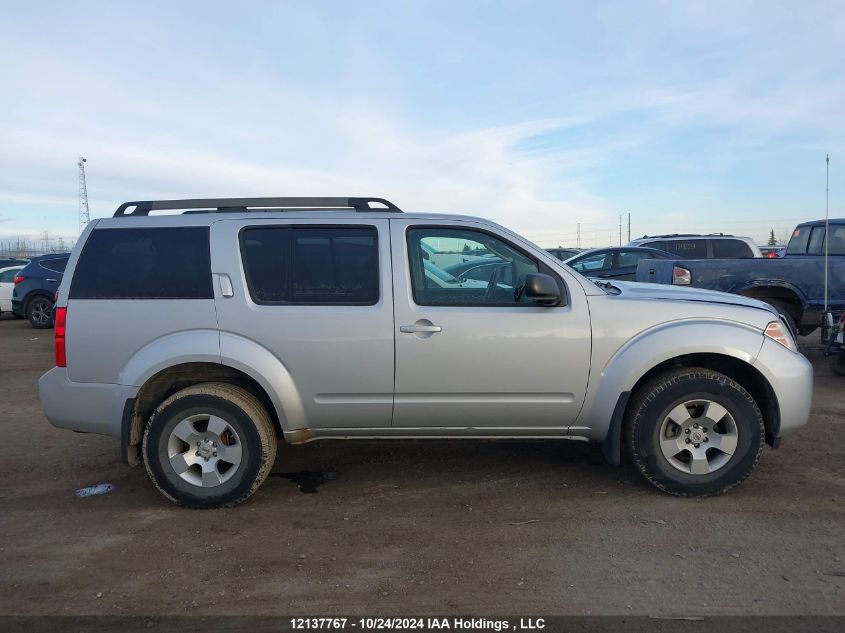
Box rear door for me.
[211,218,394,429]
[390,218,591,429]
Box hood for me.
[604,281,778,315]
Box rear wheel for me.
[626,367,764,496]
[27,296,54,329]
[831,354,845,376]
[142,382,277,508]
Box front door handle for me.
[400,324,442,333]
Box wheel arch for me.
[735,282,806,320]
[601,352,780,464]
[123,361,283,466]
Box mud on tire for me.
[142,382,277,508]
[625,367,765,497]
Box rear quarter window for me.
[711,239,754,258]
[40,258,68,273]
[69,227,213,299]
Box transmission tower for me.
[78,156,90,235]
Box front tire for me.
[27,296,54,329]
[625,367,764,496]
[142,383,277,508]
[831,354,845,377]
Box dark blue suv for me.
[12,254,70,328]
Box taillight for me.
[14,275,25,284]
[54,307,67,367]
[672,266,691,285]
[766,252,777,258]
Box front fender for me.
[577,319,766,442]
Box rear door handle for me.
[46,278,58,283]
[400,324,442,333]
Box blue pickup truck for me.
[636,218,845,338]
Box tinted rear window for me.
[40,258,68,273]
[712,239,754,258]
[70,227,212,299]
[786,226,811,255]
[241,226,379,305]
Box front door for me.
[390,219,592,429]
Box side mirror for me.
[523,273,561,306]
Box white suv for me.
[627,234,762,258]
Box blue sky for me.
[1,0,843,248]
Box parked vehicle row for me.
[9,254,70,328]
[38,196,810,508]
[0,265,26,316]
[636,218,845,336]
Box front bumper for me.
[752,337,813,437]
[38,367,138,439]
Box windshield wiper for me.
[593,280,621,295]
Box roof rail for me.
[113,197,403,217]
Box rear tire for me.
[27,296,54,329]
[142,382,277,508]
[625,367,764,496]
[831,354,845,376]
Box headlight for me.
[765,320,797,352]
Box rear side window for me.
[786,226,811,255]
[712,239,754,258]
[241,226,379,305]
[40,258,68,273]
[70,227,212,299]
[662,239,707,258]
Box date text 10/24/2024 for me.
[290,618,546,631]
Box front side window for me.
[712,239,754,258]
[241,226,379,305]
[407,227,542,306]
[616,250,651,268]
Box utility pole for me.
[576,223,581,249]
[618,215,622,246]
[627,213,631,243]
[78,156,90,236]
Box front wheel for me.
[142,382,278,508]
[831,354,845,377]
[625,367,765,496]
[27,297,54,329]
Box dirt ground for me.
[0,316,842,617]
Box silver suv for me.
[627,234,762,258]
[39,197,812,507]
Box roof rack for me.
[113,197,403,217]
